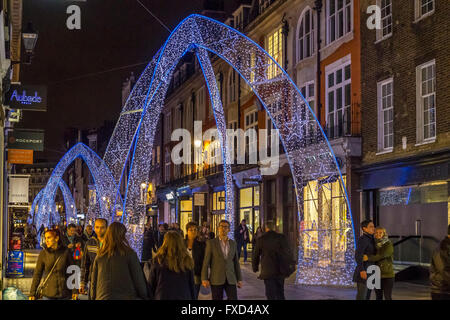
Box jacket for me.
[81,231,96,243]
[30,246,76,299]
[368,240,395,279]
[430,237,450,294]
[89,248,148,300]
[142,228,156,261]
[252,231,293,279]
[353,232,376,283]
[148,261,195,300]
[80,236,101,287]
[235,224,250,244]
[201,237,242,285]
[61,232,84,254]
[185,238,206,278]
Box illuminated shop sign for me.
[6,85,47,111]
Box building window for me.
[164,112,172,143]
[376,0,392,40]
[266,27,283,80]
[266,100,282,153]
[164,149,171,183]
[227,69,236,104]
[325,58,351,139]
[300,81,316,139]
[196,87,205,122]
[416,60,436,143]
[415,0,434,21]
[326,0,352,44]
[245,109,258,159]
[297,8,315,62]
[377,78,394,151]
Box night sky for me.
[17,0,223,162]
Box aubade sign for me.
[7,85,47,111]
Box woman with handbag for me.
[29,228,78,300]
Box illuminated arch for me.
[36,143,120,229]
[104,15,355,285]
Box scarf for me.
[376,234,390,248]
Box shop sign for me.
[8,149,33,164]
[8,129,44,151]
[9,176,29,203]
[194,193,205,206]
[6,250,24,278]
[6,85,47,111]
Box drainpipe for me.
[281,14,289,71]
[314,0,323,128]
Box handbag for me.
[35,255,62,299]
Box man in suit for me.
[201,219,243,300]
[353,219,376,300]
[252,220,293,300]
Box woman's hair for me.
[375,227,388,237]
[44,228,63,248]
[154,231,194,273]
[97,222,132,258]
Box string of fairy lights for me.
[32,15,356,286]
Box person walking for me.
[363,227,394,300]
[199,222,215,241]
[201,220,242,300]
[79,218,108,297]
[89,222,148,300]
[185,221,206,298]
[235,219,250,263]
[252,221,294,300]
[353,220,376,300]
[148,231,195,300]
[142,222,156,261]
[29,228,78,300]
[81,224,96,243]
[61,223,84,254]
[155,223,168,250]
[430,224,450,300]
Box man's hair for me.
[95,218,108,228]
[67,223,77,230]
[361,220,373,229]
[186,221,198,231]
[163,223,169,230]
[265,220,276,231]
[219,220,230,227]
[241,219,246,223]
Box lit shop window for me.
[266,27,283,80]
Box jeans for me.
[237,241,248,262]
[194,284,201,300]
[356,282,372,300]
[211,280,238,300]
[375,278,394,300]
[264,278,285,300]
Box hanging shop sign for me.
[9,176,30,203]
[6,250,24,278]
[8,149,33,164]
[8,129,44,151]
[6,85,47,111]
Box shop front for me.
[238,185,260,248]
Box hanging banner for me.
[5,85,47,111]
[9,176,30,203]
[7,129,44,151]
[8,149,33,164]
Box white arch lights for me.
[32,15,356,286]
[36,143,120,228]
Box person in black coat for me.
[142,224,156,261]
[148,231,195,300]
[185,221,206,299]
[430,225,450,300]
[252,221,294,300]
[353,219,376,300]
[235,219,250,262]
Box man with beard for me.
[80,218,108,297]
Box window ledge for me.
[374,33,392,45]
[415,139,436,147]
[413,10,435,24]
[376,149,393,156]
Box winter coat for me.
[80,236,101,287]
[61,232,84,254]
[185,239,206,280]
[252,231,294,279]
[142,228,156,261]
[235,224,250,244]
[353,232,377,283]
[430,237,450,294]
[30,246,76,299]
[89,248,148,300]
[148,261,195,300]
[367,240,395,279]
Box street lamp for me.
[12,22,38,65]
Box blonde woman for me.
[363,227,395,300]
[149,231,195,299]
[89,222,148,300]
